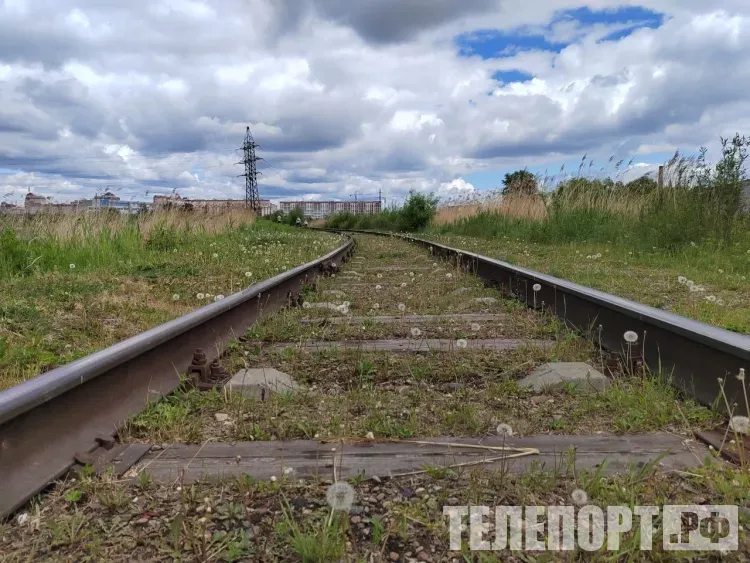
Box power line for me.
[238,126,264,212]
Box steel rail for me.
[326,229,750,410]
[0,235,354,518]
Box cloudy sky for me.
[1,0,749,206]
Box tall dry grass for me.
[435,194,548,225]
[0,207,256,243]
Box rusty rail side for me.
[0,235,354,518]
[325,229,749,410]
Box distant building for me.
[278,200,381,220]
[152,194,275,216]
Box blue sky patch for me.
[456,5,665,59]
[456,29,566,59]
[492,70,533,84]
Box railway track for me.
[1,232,748,560]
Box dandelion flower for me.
[496,423,513,437]
[411,327,422,337]
[196,293,205,299]
[398,303,406,312]
[471,323,480,331]
[456,338,468,349]
[172,294,180,301]
[623,330,638,343]
[532,283,541,292]
[69,263,76,269]
[571,489,588,507]
[245,271,252,278]
[375,285,382,290]
[730,416,750,435]
[677,276,687,284]
[214,295,225,301]
[326,482,355,511]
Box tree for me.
[501,170,538,196]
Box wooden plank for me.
[363,266,433,271]
[299,313,507,325]
[130,434,707,484]
[334,282,458,288]
[255,339,555,352]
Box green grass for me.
[0,212,342,389]
[422,233,750,334]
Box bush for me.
[324,191,438,233]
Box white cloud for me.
[1,1,750,206]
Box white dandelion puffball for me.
[719,269,724,274]
[331,262,337,269]
[365,431,375,440]
[717,299,725,306]
[409,271,415,277]
[738,368,746,382]
[686,280,694,287]
[401,282,407,287]
[69,263,76,269]
[302,301,312,309]
[446,273,453,278]
[532,283,541,292]
[730,416,750,435]
[373,303,380,310]
[375,284,382,290]
[245,271,252,278]
[343,301,351,307]
[496,423,513,437]
[677,276,687,284]
[196,293,205,300]
[411,327,422,337]
[471,323,481,332]
[377,273,383,279]
[433,263,438,267]
[214,295,225,301]
[456,338,468,349]
[283,467,294,475]
[571,489,589,507]
[623,330,638,343]
[326,482,355,511]
[586,255,592,259]
[706,295,717,302]
[212,253,218,259]
[398,303,406,312]
[172,294,180,301]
